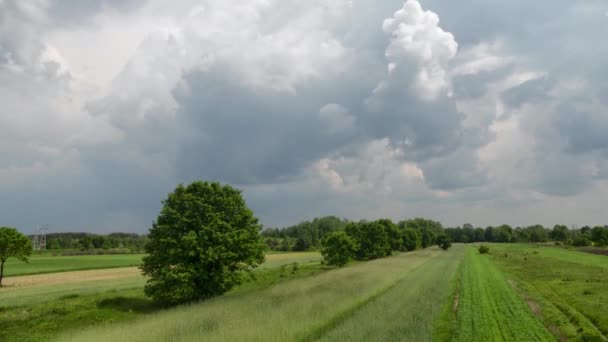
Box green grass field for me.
[3,254,145,277]
[58,248,457,342]
[0,252,323,342]
[316,244,464,341]
[3,245,606,341]
[488,244,608,341]
[452,246,554,342]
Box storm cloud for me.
[1,0,608,233]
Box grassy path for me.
[315,244,464,341]
[59,248,449,341]
[452,247,554,342]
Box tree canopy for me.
[141,181,266,305]
[0,227,33,286]
[321,231,357,267]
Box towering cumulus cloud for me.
[1,0,608,231]
[382,0,457,99]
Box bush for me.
[479,245,490,254]
[571,235,591,247]
[321,231,357,267]
[141,181,266,305]
[436,235,452,250]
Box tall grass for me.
[60,249,445,341]
[315,244,464,341]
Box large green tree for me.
[141,182,266,305]
[0,227,33,286]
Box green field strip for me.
[3,254,145,277]
[58,249,444,342]
[452,247,554,342]
[313,244,465,342]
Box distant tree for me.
[375,219,402,252]
[321,231,357,267]
[141,182,266,305]
[0,227,33,286]
[420,228,437,249]
[590,226,608,247]
[550,225,569,242]
[571,234,591,247]
[279,238,294,252]
[526,225,549,242]
[484,226,495,242]
[46,238,61,250]
[436,235,452,250]
[401,228,421,251]
[474,228,485,242]
[493,225,513,243]
[345,222,390,260]
[294,237,308,251]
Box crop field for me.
[3,254,145,277]
[2,245,607,341]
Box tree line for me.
[444,224,608,247]
[38,232,149,253]
[321,218,452,267]
[264,219,608,252]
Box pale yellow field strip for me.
[1,267,142,290]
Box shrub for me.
[436,235,452,250]
[478,245,490,254]
[571,235,591,247]
[321,231,357,267]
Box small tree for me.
[478,245,490,254]
[321,231,357,267]
[0,227,33,286]
[436,235,452,250]
[141,182,266,305]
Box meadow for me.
[2,245,607,341]
[488,244,608,340]
[0,252,323,342]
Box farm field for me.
[3,254,145,277]
[488,244,608,340]
[0,252,323,342]
[2,245,607,341]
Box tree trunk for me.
[0,260,4,287]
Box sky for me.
[2,0,608,234]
